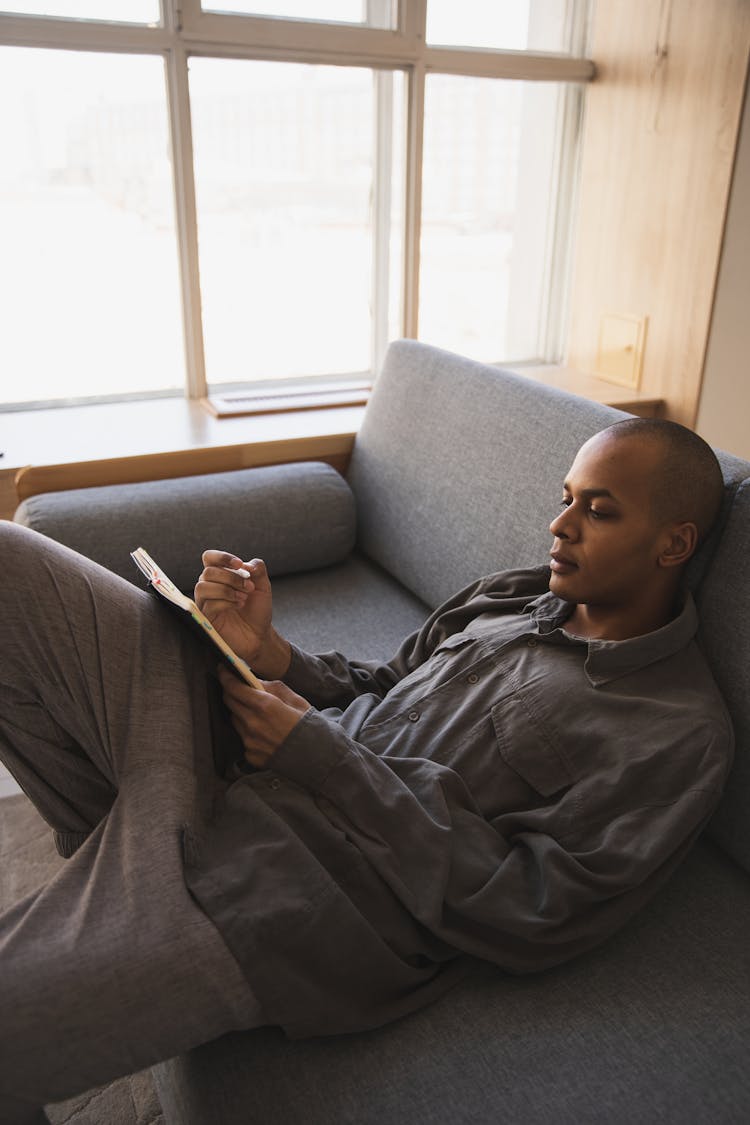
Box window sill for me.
[0,364,662,521]
[0,396,366,519]
[508,363,663,416]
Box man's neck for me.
[564,598,678,642]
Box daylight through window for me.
[0,0,592,409]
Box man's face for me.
[548,432,672,611]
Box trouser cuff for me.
[53,830,91,858]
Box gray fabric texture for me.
[14,461,355,592]
[347,341,750,609]
[0,525,264,1115]
[153,838,750,1125]
[697,477,750,873]
[0,796,161,1125]
[346,340,629,607]
[271,553,430,660]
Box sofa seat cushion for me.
[152,838,750,1125]
[271,552,430,661]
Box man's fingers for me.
[196,567,252,607]
[218,667,279,714]
[261,679,310,712]
[201,552,268,581]
[217,666,309,767]
[220,672,308,718]
[201,549,246,570]
[197,556,270,606]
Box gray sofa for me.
[11,339,750,1123]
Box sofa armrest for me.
[13,461,356,591]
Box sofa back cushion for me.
[348,340,628,608]
[697,478,750,873]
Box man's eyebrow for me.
[562,483,619,501]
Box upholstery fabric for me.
[153,838,750,1125]
[14,461,355,592]
[697,478,750,873]
[0,796,161,1125]
[348,342,750,610]
[271,553,430,661]
[347,340,628,607]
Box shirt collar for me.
[526,588,699,686]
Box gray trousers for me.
[0,523,265,1124]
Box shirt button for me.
[527,638,538,648]
[269,778,282,790]
[467,673,479,684]
[408,710,420,722]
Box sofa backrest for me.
[348,340,630,607]
[348,339,750,874]
[695,480,750,872]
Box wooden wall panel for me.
[566,0,750,426]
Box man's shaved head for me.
[594,418,724,544]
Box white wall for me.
[696,78,750,459]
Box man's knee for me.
[0,522,61,591]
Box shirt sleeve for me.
[270,706,732,972]
[282,567,550,710]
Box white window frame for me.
[0,0,594,404]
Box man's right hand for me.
[194,551,291,679]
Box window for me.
[199,2,394,28]
[189,59,404,389]
[0,46,184,405]
[0,1,592,410]
[420,76,570,362]
[426,0,577,53]
[0,2,159,21]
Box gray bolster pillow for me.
[14,461,356,591]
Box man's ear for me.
[658,521,699,568]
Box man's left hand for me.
[218,665,311,768]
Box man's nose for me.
[549,506,577,540]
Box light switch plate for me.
[595,313,648,388]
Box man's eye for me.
[560,498,572,509]
[590,508,610,520]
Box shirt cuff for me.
[282,643,336,698]
[271,706,352,792]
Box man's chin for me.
[548,572,578,603]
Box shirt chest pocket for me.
[390,633,477,696]
[491,693,572,798]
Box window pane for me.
[189,59,387,386]
[0,48,184,406]
[427,0,577,54]
[0,2,159,21]
[200,1,393,28]
[419,75,570,364]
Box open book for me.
[131,547,263,689]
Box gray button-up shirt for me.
[185,567,733,1039]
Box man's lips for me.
[549,551,578,574]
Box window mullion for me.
[0,12,171,51]
[540,83,586,361]
[424,46,594,83]
[402,57,424,339]
[164,42,207,398]
[371,68,394,378]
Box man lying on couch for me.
[0,418,733,1125]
